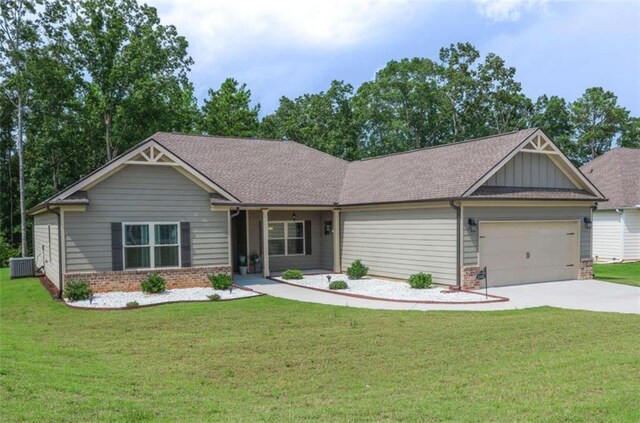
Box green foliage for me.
[408,273,432,289]
[0,234,20,267]
[126,301,139,308]
[209,273,233,290]
[208,293,221,301]
[261,80,363,160]
[328,280,348,290]
[141,273,166,293]
[63,279,92,301]
[346,260,368,280]
[200,78,260,137]
[570,87,629,164]
[282,269,304,280]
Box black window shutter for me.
[181,222,191,267]
[111,223,123,271]
[305,220,312,255]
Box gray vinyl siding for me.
[340,207,457,285]
[463,206,592,266]
[33,212,60,287]
[247,210,328,272]
[64,165,229,273]
[319,211,334,270]
[483,152,576,189]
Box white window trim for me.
[122,222,182,270]
[268,220,305,257]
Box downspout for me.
[449,200,461,289]
[47,204,64,299]
[230,207,240,219]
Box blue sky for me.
[151,0,640,117]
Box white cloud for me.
[152,0,414,56]
[474,0,548,22]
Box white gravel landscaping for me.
[274,273,500,303]
[65,286,260,308]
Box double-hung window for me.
[123,223,180,269]
[268,221,304,256]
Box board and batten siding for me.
[463,206,592,266]
[33,212,60,287]
[483,152,576,189]
[340,207,457,285]
[592,210,623,261]
[623,209,640,260]
[64,164,229,273]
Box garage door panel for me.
[479,221,579,287]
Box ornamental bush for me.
[282,269,304,280]
[141,273,166,293]
[408,272,432,289]
[346,260,368,280]
[208,293,221,301]
[328,280,348,290]
[126,301,139,308]
[63,279,92,301]
[209,273,233,290]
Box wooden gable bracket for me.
[125,145,179,166]
[521,134,558,155]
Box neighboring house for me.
[581,148,640,262]
[30,128,605,294]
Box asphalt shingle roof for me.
[32,128,602,213]
[580,148,640,209]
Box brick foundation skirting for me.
[578,258,593,280]
[461,266,481,290]
[63,266,232,293]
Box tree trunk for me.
[104,111,112,161]
[17,95,27,257]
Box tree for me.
[618,116,640,148]
[0,0,41,256]
[199,78,260,137]
[570,87,629,163]
[530,95,575,157]
[50,0,196,161]
[355,58,448,155]
[261,80,362,160]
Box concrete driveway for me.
[235,275,640,314]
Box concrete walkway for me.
[234,274,640,314]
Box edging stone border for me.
[270,277,509,304]
[61,285,263,311]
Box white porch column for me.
[262,209,270,277]
[333,209,341,273]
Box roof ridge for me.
[354,128,537,162]
[155,131,300,144]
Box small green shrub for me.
[209,273,233,290]
[282,269,304,280]
[126,301,139,308]
[141,273,166,293]
[0,234,20,267]
[408,272,432,289]
[208,294,221,301]
[329,280,348,290]
[346,260,368,280]
[63,279,92,301]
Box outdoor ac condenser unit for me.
[9,257,35,279]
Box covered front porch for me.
[229,208,342,277]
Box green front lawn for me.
[1,270,639,422]
[594,262,640,287]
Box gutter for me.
[449,201,462,289]
[46,205,64,299]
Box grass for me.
[1,269,639,422]
[593,262,640,287]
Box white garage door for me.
[479,221,579,287]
